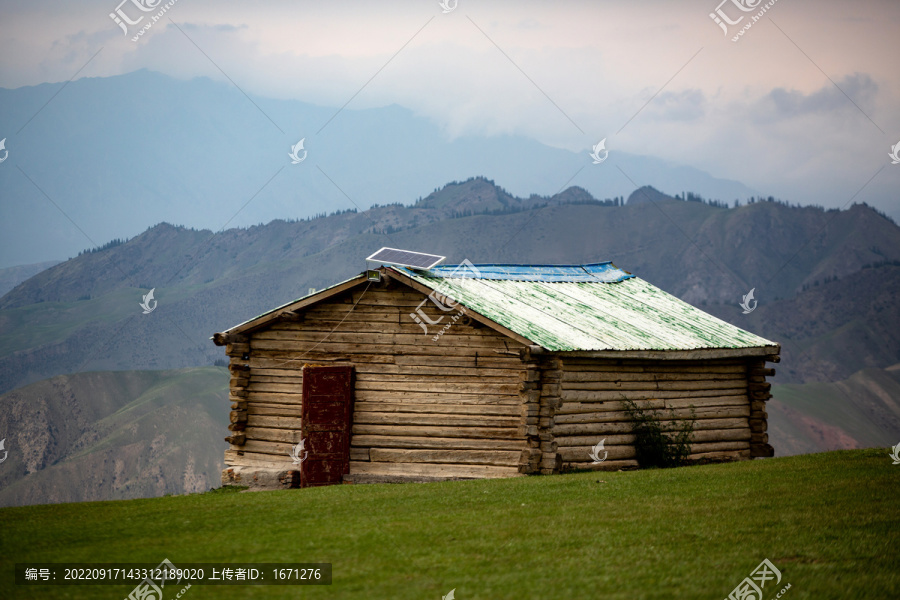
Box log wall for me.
[223,283,529,482]
[549,357,758,471]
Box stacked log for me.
[224,336,250,447]
[552,358,753,471]
[748,358,777,457]
[224,285,528,480]
[537,358,563,474]
[517,359,547,474]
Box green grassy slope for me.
[1,449,897,599]
[0,368,229,507]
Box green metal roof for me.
[397,265,777,352]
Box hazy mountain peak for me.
[415,177,517,211]
[627,186,676,205]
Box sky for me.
[1,0,899,219]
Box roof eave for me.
[545,345,781,361]
[212,274,369,345]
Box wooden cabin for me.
[213,260,779,488]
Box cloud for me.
[756,73,879,121]
[647,89,707,122]
[0,0,897,221]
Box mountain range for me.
[2,177,898,390]
[0,368,227,506]
[1,177,898,507]
[0,69,759,269]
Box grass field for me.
[1,448,898,599]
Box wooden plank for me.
[250,354,395,367]
[275,320,508,337]
[353,412,522,428]
[352,296,435,308]
[560,388,748,402]
[558,445,638,462]
[355,364,523,377]
[351,423,521,439]
[354,381,520,395]
[562,359,744,370]
[303,300,408,310]
[688,440,750,452]
[554,428,751,448]
[244,367,305,377]
[293,309,402,323]
[246,414,303,430]
[354,391,519,404]
[224,450,292,468]
[239,439,296,457]
[246,392,303,403]
[355,372,519,384]
[244,426,301,445]
[556,434,633,449]
[251,339,522,357]
[247,402,304,417]
[248,365,523,378]
[247,382,302,393]
[559,439,750,462]
[562,371,746,382]
[553,405,749,424]
[250,352,521,370]
[556,395,748,414]
[561,380,747,391]
[354,402,521,416]
[348,460,521,480]
[350,447,370,461]
[393,354,522,368]
[369,448,522,467]
[253,329,517,348]
[351,435,525,451]
[253,332,517,352]
[246,374,304,384]
[561,459,639,471]
[553,418,748,437]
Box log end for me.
[750,443,775,458]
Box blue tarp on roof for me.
[400,262,634,283]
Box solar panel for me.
[366,247,446,270]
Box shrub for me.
[624,399,696,468]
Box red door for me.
[300,365,354,487]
